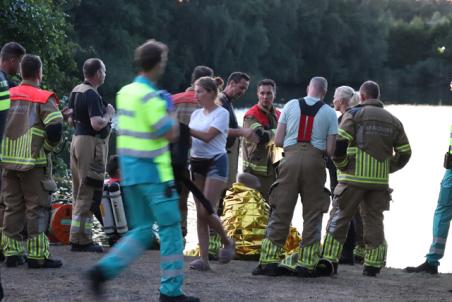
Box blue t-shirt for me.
[279,96,338,150]
[119,76,174,186]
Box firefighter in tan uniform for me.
[68,58,114,252]
[253,77,338,277]
[322,81,411,277]
[243,79,280,200]
[1,54,63,268]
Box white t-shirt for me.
[189,106,229,158]
[279,96,338,150]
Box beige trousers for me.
[266,143,330,247]
[69,135,109,245]
[2,167,51,240]
[325,183,391,249]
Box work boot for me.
[27,258,62,269]
[362,266,381,277]
[5,255,26,267]
[87,266,107,297]
[315,259,336,277]
[252,263,285,276]
[295,266,316,278]
[404,261,438,275]
[71,242,103,253]
[159,293,200,302]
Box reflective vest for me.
[1,84,61,169]
[0,71,10,111]
[116,82,174,182]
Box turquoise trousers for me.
[426,169,452,266]
[97,182,184,296]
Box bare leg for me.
[203,177,231,246]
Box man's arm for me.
[243,116,275,145]
[326,134,337,157]
[274,122,286,148]
[90,104,114,131]
[332,112,354,170]
[40,97,64,152]
[390,124,411,173]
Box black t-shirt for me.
[69,81,109,137]
[219,93,239,149]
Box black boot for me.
[159,293,200,302]
[295,266,316,278]
[362,265,381,277]
[404,261,438,274]
[87,266,107,297]
[27,258,62,269]
[314,259,335,277]
[70,242,103,253]
[5,255,26,268]
[252,263,285,276]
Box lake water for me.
[185,104,452,273]
[239,85,452,108]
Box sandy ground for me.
[2,245,452,302]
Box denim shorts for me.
[206,153,228,182]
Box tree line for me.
[1,0,452,102]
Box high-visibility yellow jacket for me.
[333,99,411,189]
[0,82,63,171]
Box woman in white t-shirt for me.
[188,76,235,271]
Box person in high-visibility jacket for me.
[242,79,281,201]
[0,42,26,265]
[1,54,63,268]
[405,83,452,276]
[322,80,411,277]
[87,40,199,302]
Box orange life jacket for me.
[9,84,59,104]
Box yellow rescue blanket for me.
[186,183,301,259]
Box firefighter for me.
[243,79,281,200]
[253,77,338,277]
[87,40,199,302]
[68,58,114,253]
[1,54,63,268]
[322,80,411,277]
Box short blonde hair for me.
[335,85,360,107]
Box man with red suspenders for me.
[253,76,338,277]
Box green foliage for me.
[0,0,78,96]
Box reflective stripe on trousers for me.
[426,169,452,265]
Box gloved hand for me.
[158,90,174,112]
[255,128,270,144]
